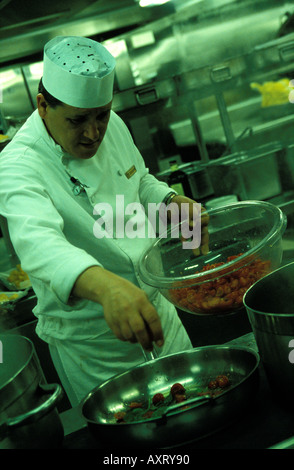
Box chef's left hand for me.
[167,195,209,255]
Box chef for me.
[0,36,208,407]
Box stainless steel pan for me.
[81,345,259,449]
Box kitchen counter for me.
[58,333,294,451]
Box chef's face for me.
[37,94,112,159]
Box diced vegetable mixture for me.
[168,254,271,314]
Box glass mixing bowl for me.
[138,201,287,316]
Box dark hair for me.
[38,78,63,108]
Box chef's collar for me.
[34,110,64,158]
[42,36,116,108]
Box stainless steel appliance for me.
[0,334,64,449]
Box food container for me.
[206,144,282,201]
[156,162,214,200]
[0,290,28,305]
[244,262,294,407]
[81,345,259,449]
[0,334,64,449]
[138,201,286,316]
[0,265,31,291]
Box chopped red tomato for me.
[152,393,165,406]
[129,402,143,409]
[169,254,271,314]
[174,393,186,403]
[216,375,230,388]
[170,383,186,396]
[208,380,219,390]
[114,411,126,423]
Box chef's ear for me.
[37,93,49,118]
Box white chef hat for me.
[42,36,116,108]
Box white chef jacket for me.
[0,109,192,404]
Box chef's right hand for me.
[72,266,164,351]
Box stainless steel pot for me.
[81,345,259,449]
[0,334,64,449]
[244,262,294,407]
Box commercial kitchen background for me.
[0,0,294,424]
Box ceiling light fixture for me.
[139,0,171,7]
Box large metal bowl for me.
[81,346,260,449]
[244,262,294,407]
[139,201,286,316]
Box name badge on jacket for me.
[125,165,137,179]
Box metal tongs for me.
[141,345,159,362]
[140,321,160,362]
